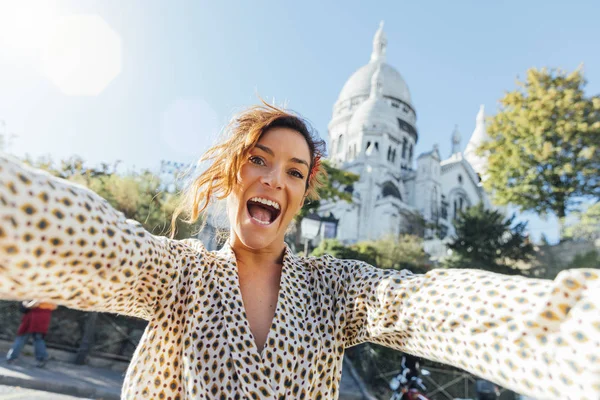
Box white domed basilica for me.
[318,22,492,253]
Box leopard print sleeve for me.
[338,259,600,400]
[0,154,197,320]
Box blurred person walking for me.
[6,301,57,367]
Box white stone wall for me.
[320,25,492,248]
[440,162,485,220]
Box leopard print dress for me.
[1,154,599,400]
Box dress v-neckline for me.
[213,243,312,398]
[233,258,285,358]
[216,243,288,359]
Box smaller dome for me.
[347,63,400,135]
[347,96,397,135]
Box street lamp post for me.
[301,213,322,255]
[319,212,339,240]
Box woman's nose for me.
[261,167,283,189]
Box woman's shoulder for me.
[303,253,371,270]
[178,237,207,252]
[300,252,368,282]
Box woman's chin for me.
[237,221,281,249]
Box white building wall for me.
[440,163,485,220]
[318,23,492,253]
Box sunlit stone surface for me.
[319,22,493,259]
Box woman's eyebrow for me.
[255,144,309,169]
[255,144,274,156]
[290,157,309,170]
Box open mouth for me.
[247,197,282,226]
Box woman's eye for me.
[290,170,305,179]
[249,156,265,166]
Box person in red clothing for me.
[6,301,57,367]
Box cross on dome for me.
[370,20,387,62]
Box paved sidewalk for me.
[0,353,371,399]
[0,357,122,400]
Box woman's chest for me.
[237,269,281,353]
[128,284,346,399]
[187,274,343,352]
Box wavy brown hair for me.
[170,102,327,237]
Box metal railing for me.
[0,301,146,363]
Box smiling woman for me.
[1,102,600,400]
[170,102,326,238]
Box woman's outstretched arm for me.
[0,154,200,320]
[337,259,599,399]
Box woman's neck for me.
[228,235,285,271]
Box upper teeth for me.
[250,197,280,210]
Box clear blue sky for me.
[1,0,599,243]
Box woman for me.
[0,103,598,399]
[6,300,57,367]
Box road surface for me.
[0,385,90,399]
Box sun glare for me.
[0,2,122,96]
[0,1,56,53]
[41,15,122,96]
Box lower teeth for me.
[252,217,270,225]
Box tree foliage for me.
[291,160,359,249]
[562,202,600,242]
[310,235,430,273]
[296,159,359,220]
[482,67,600,221]
[310,239,378,265]
[25,155,200,239]
[566,250,599,269]
[360,234,430,273]
[445,203,534,274]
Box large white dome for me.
[338,62,412,105]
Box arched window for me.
[382,182,402,200]
[431,187,439,222]
[336,134,343,154]
[453,193,470,219]
[453,200,457,220]
[409,144,414,161]
[402,138,407,158]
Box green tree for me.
[298,160,359,217]
[481,67,600,231]
[567,250,599,269]
[362,234,430,273]
[292,160,359,249]
[310,235,430,273]
[26,156,200,239]
[310,239,377,265]
[563,202,600,242]
[445,203,534,274]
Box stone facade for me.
[319,22,492,255]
